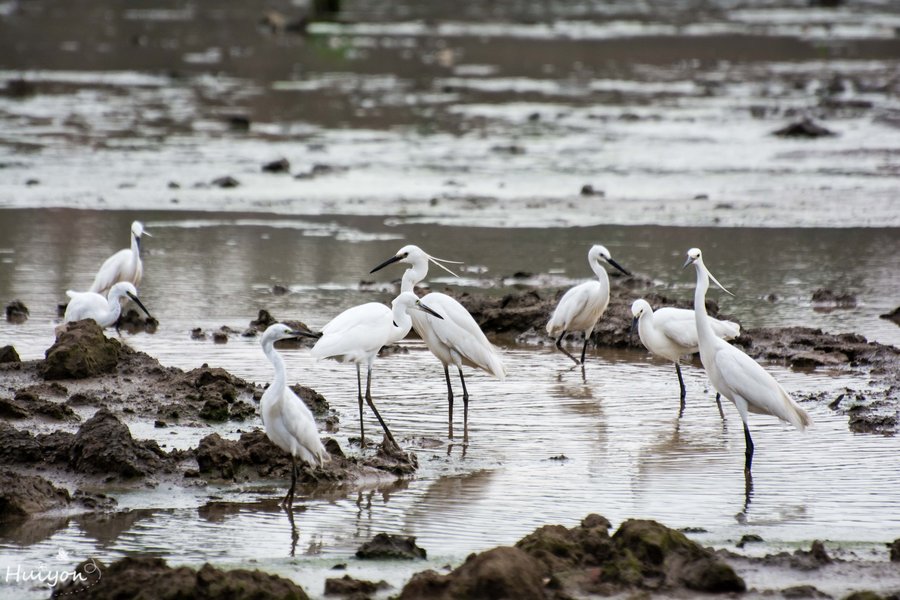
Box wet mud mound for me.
[53,556,310,599]
[401,514,744,599]
[42,320,122,379]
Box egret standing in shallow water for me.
[310,291,443,448]
[547,244,631,365]
[684,248,811,472]
[631,298,740,415]
[370,245,506,440]
[64,282,151,329]
[89,221,150,296]
[259,323,329,509]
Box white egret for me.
[310,291,444,448]
[546,244,631,364]
[370,245,506,440]
[64,282,151,328]
[259,323,329,509]
[89,221,150,295]
[631,298,740,414]
[684,248,811,471]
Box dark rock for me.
[0,469,70,521]
[200,397,229,421]
[812,288,858,308]
[212,175,240,188]
[890,538,900,562]
[212,331,228,344]
[878,306,900,325]
[70,409,167,478]
[37,431,77,463]
[14,390,79,421]
[357,533,427,560]
[580,184,604,197]
[736,533,764,548]
[273,284,289,295]
[2,78,37,98]
[491,144,526,155]
[53,556,310,599]
[290,384,331,416]
[250,309,277,330]
[399,547,546,600]
[516,514,612,573]
[324,574,389,596]
[116,308,158,334]
[41,320,120,379]
[782,584,830,598]
[0,423,43,463]
[0,345,20,363]
[226,115,251,131]
[262,158,291,173]
[196,433,249,479]
[842,593,884,600]
[5,299,28,323]
[773,118,836,138]
[0,396,30,418]
[229,401,256,421]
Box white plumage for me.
[89,221,150,295]
[631,298,740,411]
[310,291,443,448]
[64,281,151,328]
[546,244,630,364]
[370,244,506,439]
[259,323,328,509]
[684,247,811,471]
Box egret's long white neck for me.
[107,292,125,322]
[692,261,715,345]
[131,232,141,257]
[589,258,609,284]
[389,304,414,344]
[263,339,287,402]
[400,259,428,294]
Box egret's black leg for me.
[715,393,725,420]
[580,335,589,365]
[364,365,398,449]
[743,422,754,472]
[356,364,365,446]
[675,363,686,417]
[457,367,469,443]
[444,364,454,439]
[555,332,579,365]
[283,455,297,509]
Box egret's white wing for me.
[654,307,700,350]
[280,389,328,465]
[320,302,388,336]
[89,249,131,295]
[423,293,506,378]
[64,291,108,323]
[547,282,599,334]
[714,346,810,430]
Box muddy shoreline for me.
[2,281,899,598]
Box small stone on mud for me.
[226,115,251,131]
[212,175,240,188]
[324,574,390,595]
[155,420,167,428]
[811,288,858,308]
[782,584,830,598]
[191,328,206,340]
[736,533,764,548]
[889,538,900,562]
[262,158,291,173]
[272,284,289,295]
[0,345,21,363]
[356,533,427,560]
[773,118,836,138]
[5,299,29,323]
[580,184,604,196]
[212,331,228,344]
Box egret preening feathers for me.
[64,282,151,329]
[310,291,444,448]
[631,298,740,413]
[90,220,150,296]
[370,244,507,440]
[259,323,329,509]
[547,244,631,364]
[683,248,811,472]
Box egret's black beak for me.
[370,255,403,274]
[630,316,638,342]
[126,291,152,318]
[682,256,695,270]
[290,328,322,339]
[415,301,444,320]
[606,257,631,277]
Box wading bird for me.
[259,323,329,510]
[684,248,811,472]
[370,245,506,440]
[547,244,630,364]
[64,282,151,328]
[89,221,150,295]
[310,291,443,448]
[631,298,740,414]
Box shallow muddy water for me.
[1,0,899,596]
[1,210,899,599]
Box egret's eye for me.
[402,252,409,258]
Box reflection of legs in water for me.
[446,440,468,460]
[285,506,299,557]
